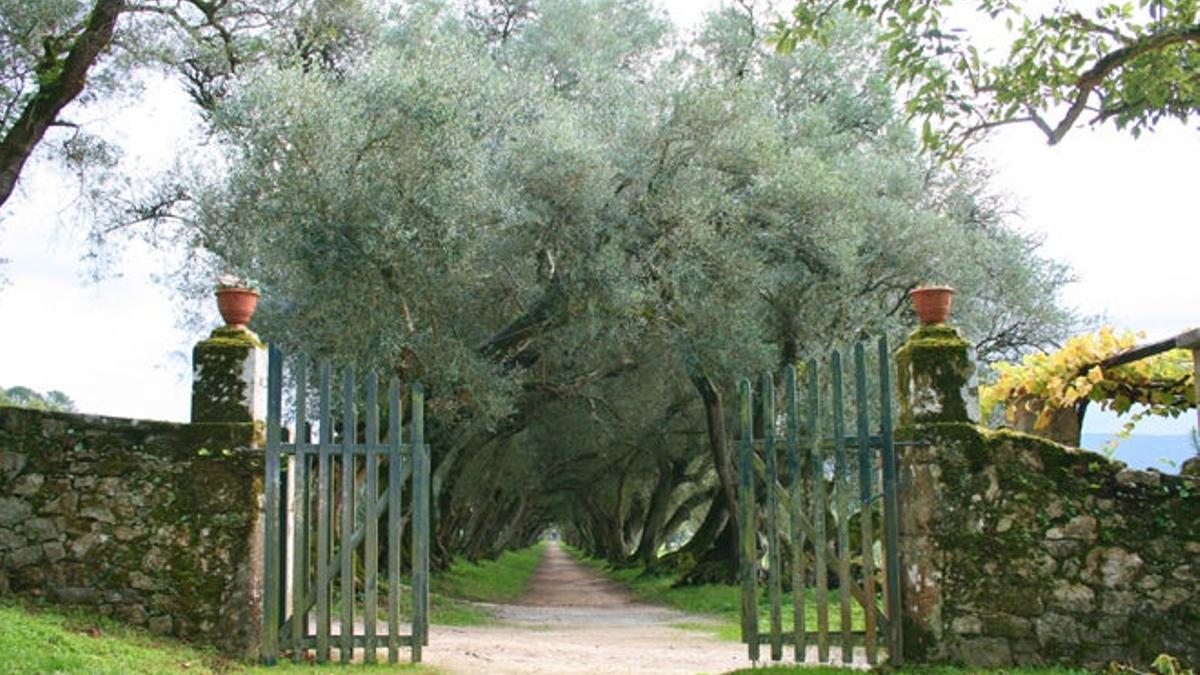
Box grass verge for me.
[0,601,437,674]
[568,551,1087,675]
[433,541,546,604]
[0,543,547,672]
[0,602,223,675]
[567,548,861,642]
[425,541,546,625]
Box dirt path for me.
[422,542,749,674]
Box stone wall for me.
[0,407,264,658]
[898,423,1198,669]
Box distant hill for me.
[1080,433,1196,474]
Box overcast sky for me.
[0,0,1196,436]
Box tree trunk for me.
[660,489,713,546]
[679,514,741,585]
[687,369,740,541]
[0,0,124,209]
[630,458,683,564]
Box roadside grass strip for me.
[427,541,547,624]
[0,601,225,675]
[433,541,546,603]
[0,601,439,674]
[567,549,863,642]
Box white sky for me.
[0,0,1196,436]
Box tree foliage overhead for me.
[146,0,1079,572]
[775,0,1200,155]
[0,0,382,215]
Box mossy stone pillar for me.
[191,326,267,446]
[895,323,979,426]
[893,321,978,661]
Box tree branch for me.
[1045,24,1200,145]
[0,0,125,210]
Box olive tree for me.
[175,0,1075,573]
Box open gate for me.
[260,346,431,664]
[736,337,902,666]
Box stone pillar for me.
[895,323,979,426]
[191,326,267,446]
[893,322,978,660]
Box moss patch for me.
[190,328,263,424]
[896,325,976,425]
[903,421,1200,668]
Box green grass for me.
[0,602,224,675]
[432,542,546,603]
[0,543,548,672]
[0,601,437,674]
[569,549,863,642]
[346,542,547,627]
[423,541,546,626]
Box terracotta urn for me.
[909,285,954,325]
[216,287,259,330]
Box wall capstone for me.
[895,324,979,426]
[191,326,267,442]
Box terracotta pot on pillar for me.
[909,285,955,325]
[215,287,259,330]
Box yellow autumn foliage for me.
[980,328,1195,433]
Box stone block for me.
[1083,547,1143,589]
[1061,515,1097,541]
[0,527,23,551]
[79,504,116,524]
[993,586,1045,618]
[42,492,78,516]
[0,497,32,527]
[148,615,173,635]
[0,451,26,480]
[10,473,43,496]
[70,532,104,559]
[1048,580,1094,614]
[955,637,1012,667]
[1043,538,1084,559]
[1100,591,1138,615]
[1035,613,1082,646]
[114,604,149,626]
[981,613,1034,639]
[8,544,42,568]
[24,517,59,542]
[950,613,982,635]
[130,571,157,591]
[43,542,66,563]
[53,586,100,604]
[1091,615,1129,644]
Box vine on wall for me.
[981,328,1195,439]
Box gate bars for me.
[736,337,902,665]
[261,346,431,664]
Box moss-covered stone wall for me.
[898,422,1199,669]
[0,406,264,658]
